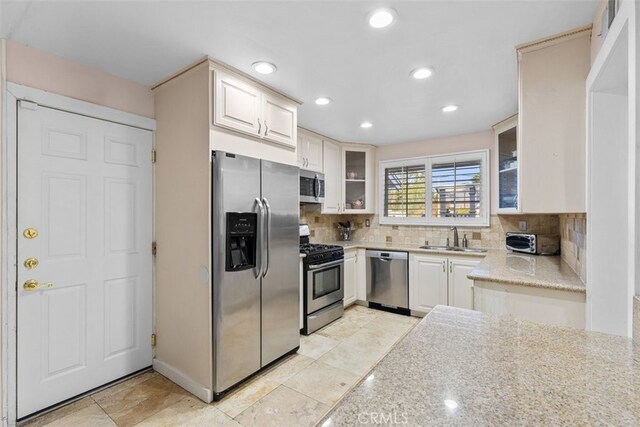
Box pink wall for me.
[375,130,496,213]
[6,41,154,118]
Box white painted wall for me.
[586,0,637,337]
[5,41,154,118]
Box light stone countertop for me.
[313,241,584,293]
[467,250,585,293]
[322,305,640,426]
[317,241,487,258]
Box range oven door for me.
[305,258,344,314]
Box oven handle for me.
[307,258,344,271]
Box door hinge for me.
[152,241,157,256]
[151,149,157,163]
[18,100,38,110]
[151,334,157,347]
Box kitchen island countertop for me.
[321,305,640,426]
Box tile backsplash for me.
[300,205,559,250]
[559,213,586,282]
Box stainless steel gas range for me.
[299,225,344,334]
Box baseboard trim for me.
[152,359,212,403]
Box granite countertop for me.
[467,250,585,293]
[318,241,487,258]
[322,305,640,426]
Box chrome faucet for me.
[450,227,459,248]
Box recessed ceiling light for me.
[252,61,276,74]
[367,8,397,29]
[442,105,459,112]
[411,67,434,80]
[360,121,373,129]
[315,97,331,106]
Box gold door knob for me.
[23,228,38,239]
[23,279,39,291]
[23,280,53,291]
[24,258,39,269]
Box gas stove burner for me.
[299,243,344,264]
[300,243,342,254]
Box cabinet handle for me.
[450,263,452,273]
[258,118,262,135]
[264,122,269,136]
[442,261,446,272]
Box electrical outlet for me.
[365,219,370,227]
[518,220,527,231]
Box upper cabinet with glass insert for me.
[341,145,375,214]
[493,115,519,213]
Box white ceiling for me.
[1,1,599,145]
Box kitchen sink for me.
[419,245,487,253]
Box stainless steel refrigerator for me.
[211,151,299,399]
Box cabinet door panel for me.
[449,258,480,310]
[321,140,341,214]
[214,72,261,136]
[297,135,306,168]
[342,145,375,214]
[343,251,357,306]
[409,255,448,313]
[305,135,323,172]
[263,94,297,148]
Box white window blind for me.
[431,160,482,219]
[378,150,489,226]
[383,164,426,218]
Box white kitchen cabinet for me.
[516,26,590,213]
[356,248,367,301]
[214,71,262,137]
[212,70,298,149]
[263,93,297,148]
[493,115,519,214]
[343,249,358,307]
[341,144,375,214]
[449,258,481,310]
[409,254,448,313]
[409,254,481,314]
[297,129,323,172]
[321,139,341,214]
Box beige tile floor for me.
[24,306,419,427]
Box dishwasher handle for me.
[365,250,408,260]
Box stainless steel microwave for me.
[300,169,325,204]
[506,232,560,255]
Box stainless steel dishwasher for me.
[366,250,409,314]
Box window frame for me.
[378,149,490,227]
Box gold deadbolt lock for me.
[23,228,38,239]
[23,280,53,291]
[24,258,39,269]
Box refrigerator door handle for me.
[254,197,265,279]
[262,197,272,278]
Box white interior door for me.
[17,102,153,418]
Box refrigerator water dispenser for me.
[225,212,257,271]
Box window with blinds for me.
[383,164,426,218]
[431,160,482,218]
[379,150,489,226]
